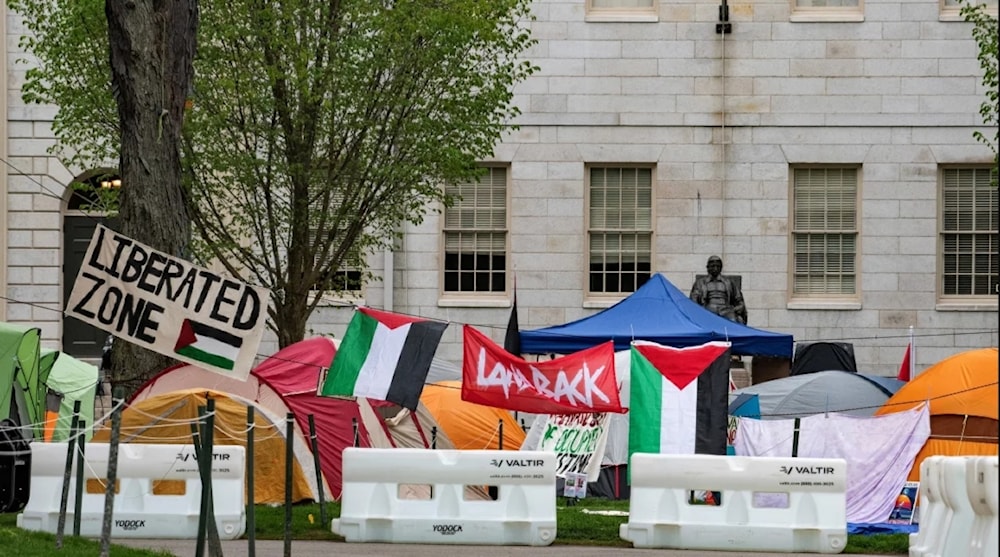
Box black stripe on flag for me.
[384,319,449,410]
[190,320,242,348]
[694,347,732,455]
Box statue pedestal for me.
[748,356,790,386]
[729,367,752,390]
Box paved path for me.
[117,539,886,557]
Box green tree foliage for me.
[12,0,536,348]
[13,0,116,171]
[960,0,999,171]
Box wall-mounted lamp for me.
[716,0,732,34]
[100,178,122,189]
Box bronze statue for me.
[689,255,747,324]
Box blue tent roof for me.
[519,273,793,358]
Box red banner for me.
[461,325,624,414]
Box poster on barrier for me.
[521,412,610,481]
[887,481,919,524]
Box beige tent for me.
[92,388,317,504]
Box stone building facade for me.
[4,0,997,377]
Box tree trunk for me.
[274,295,309,349]
[106,0,199,398]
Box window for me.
[940,167,998,298]
[791,167,859,298]
[790,0,864,22]
[795,0,859,5]
[309,191,364,302]
[586,0,658,22]
[314,266,363,294]
[588,166,652,295]
[443,167,508,294]
[941,0,998,21]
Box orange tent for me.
[420,381,525,450]
[875,347,998,480]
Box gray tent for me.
[731,370,904,419]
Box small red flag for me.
[897,344,911,382]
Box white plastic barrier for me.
[332,448,556,545]
[620,454,847,553]
[931,456,976,557]
[966,456,998,557]
[18,443,245,539]
[911,456,976,557]
[909,457,944,557]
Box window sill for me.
[311,292,364,307]
[583,298,625,309]
[940,9,998,22]
[934,301,998,312]
[786,300,862,311]
[438,296,511,308]
[790,12,865,22]
[585,12,659,23]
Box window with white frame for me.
[588,166,652,295]
[791,167,859,298]
[586,0,658,22]
[791,0,864,21]
[310,247,364,303]
[313,262,364,295]
[941,0,998,20]
[940,167,998,298]
[309,190,364,301]
[443,167,508,294]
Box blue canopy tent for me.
[519,273,793,358]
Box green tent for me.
[0,322,45,438]
[41,350,98,442]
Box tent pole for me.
[97,388,124,557]
[122,399,187,443]
[307,414,327,526]
[204,398,222,556]
[791,417,800,457]
[73,420,86,537]
[190,411,207,557]
[246,405,256,557]
[55,400,81,549]
[284,413,294,557]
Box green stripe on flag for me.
[321,310,378,397]
[629,346,663,456]
[176,345,236,370]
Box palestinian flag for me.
[174,319,242,371]
[320,306,447,410]
[628,340,731,463]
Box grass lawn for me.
[0,516,173,557]
[0,498,909,555]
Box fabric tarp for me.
[790,342,858,375]
[519,274,792,357]
[734,405,931,523]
